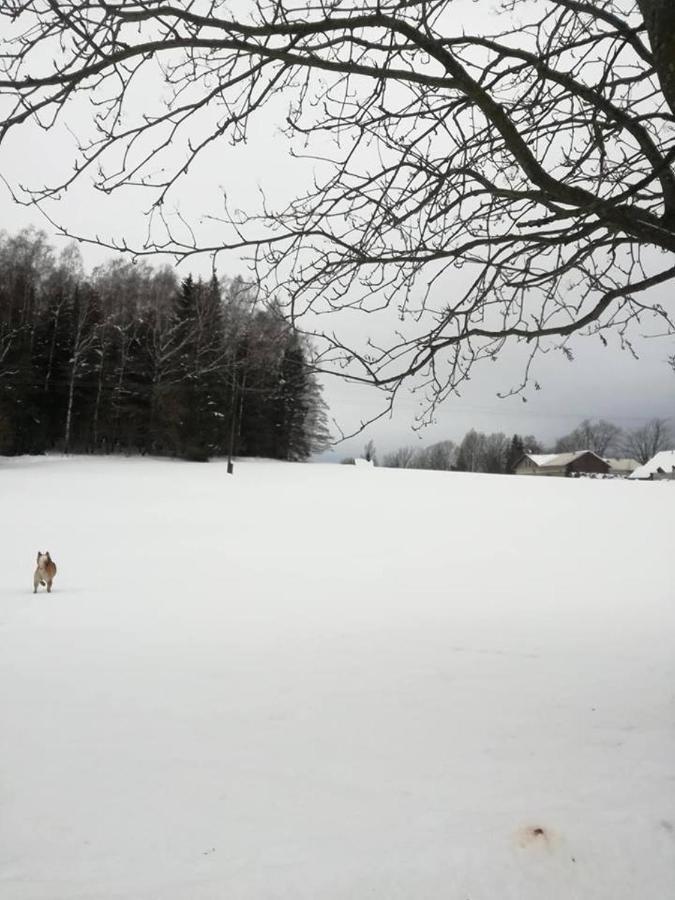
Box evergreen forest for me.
[0,230,330,462]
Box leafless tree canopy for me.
[621,417,672,463]
[554,418,623,455]
[1,1,674,419]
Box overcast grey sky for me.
[1,0,673,459]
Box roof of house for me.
[628,450,675,479]
[547,452,588,467]
[523,453,559,466]
[519,450,607,469]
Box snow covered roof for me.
[628,450,675,480]
[525,450,606,468]
[545,452,584,467]
[523,453,559,466]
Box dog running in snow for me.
[33,551,57,594]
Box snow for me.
[628,450,675,480]
[524,453,559,466]
[1,456,674,900]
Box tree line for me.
[0,229,330,461]
[376,418,672,474]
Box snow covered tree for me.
[0,231,330,461]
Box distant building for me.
[628,450,675,481]
[605,458,640,477]
[515,450,611,477]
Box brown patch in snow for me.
[515,825,559,850]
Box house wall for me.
[567,453,610,475]
[514,458,539,475]
[515,460,567,477]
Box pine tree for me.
[0,231,332,463]
[301,368,331,457]
[275,335,310,460]
[506,435,525,474]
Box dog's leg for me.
[33,572,40,593]
[46,579,52,593]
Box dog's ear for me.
[36,551,41,563]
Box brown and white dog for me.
[33,551,57,594]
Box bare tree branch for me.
[0,0,673,421]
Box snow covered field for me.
[1,455,674,900]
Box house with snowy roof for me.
[514,450,611,477]
[605,458,641,477]
[515,451,640,478]
[628,450,675,481]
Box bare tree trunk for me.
[64,355,77,454]
[44,305,60,392]
[64,298,95,454]
[226,352,243,475]
[639,0,675,117]
[92,343,106,451]
[111,335,129,446]
[237,371,247,443]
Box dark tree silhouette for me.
[0,230,329,461]
[554,419,622,456]
[0,2,673,423]
[506,436,525,475]
[621,418,672,463]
